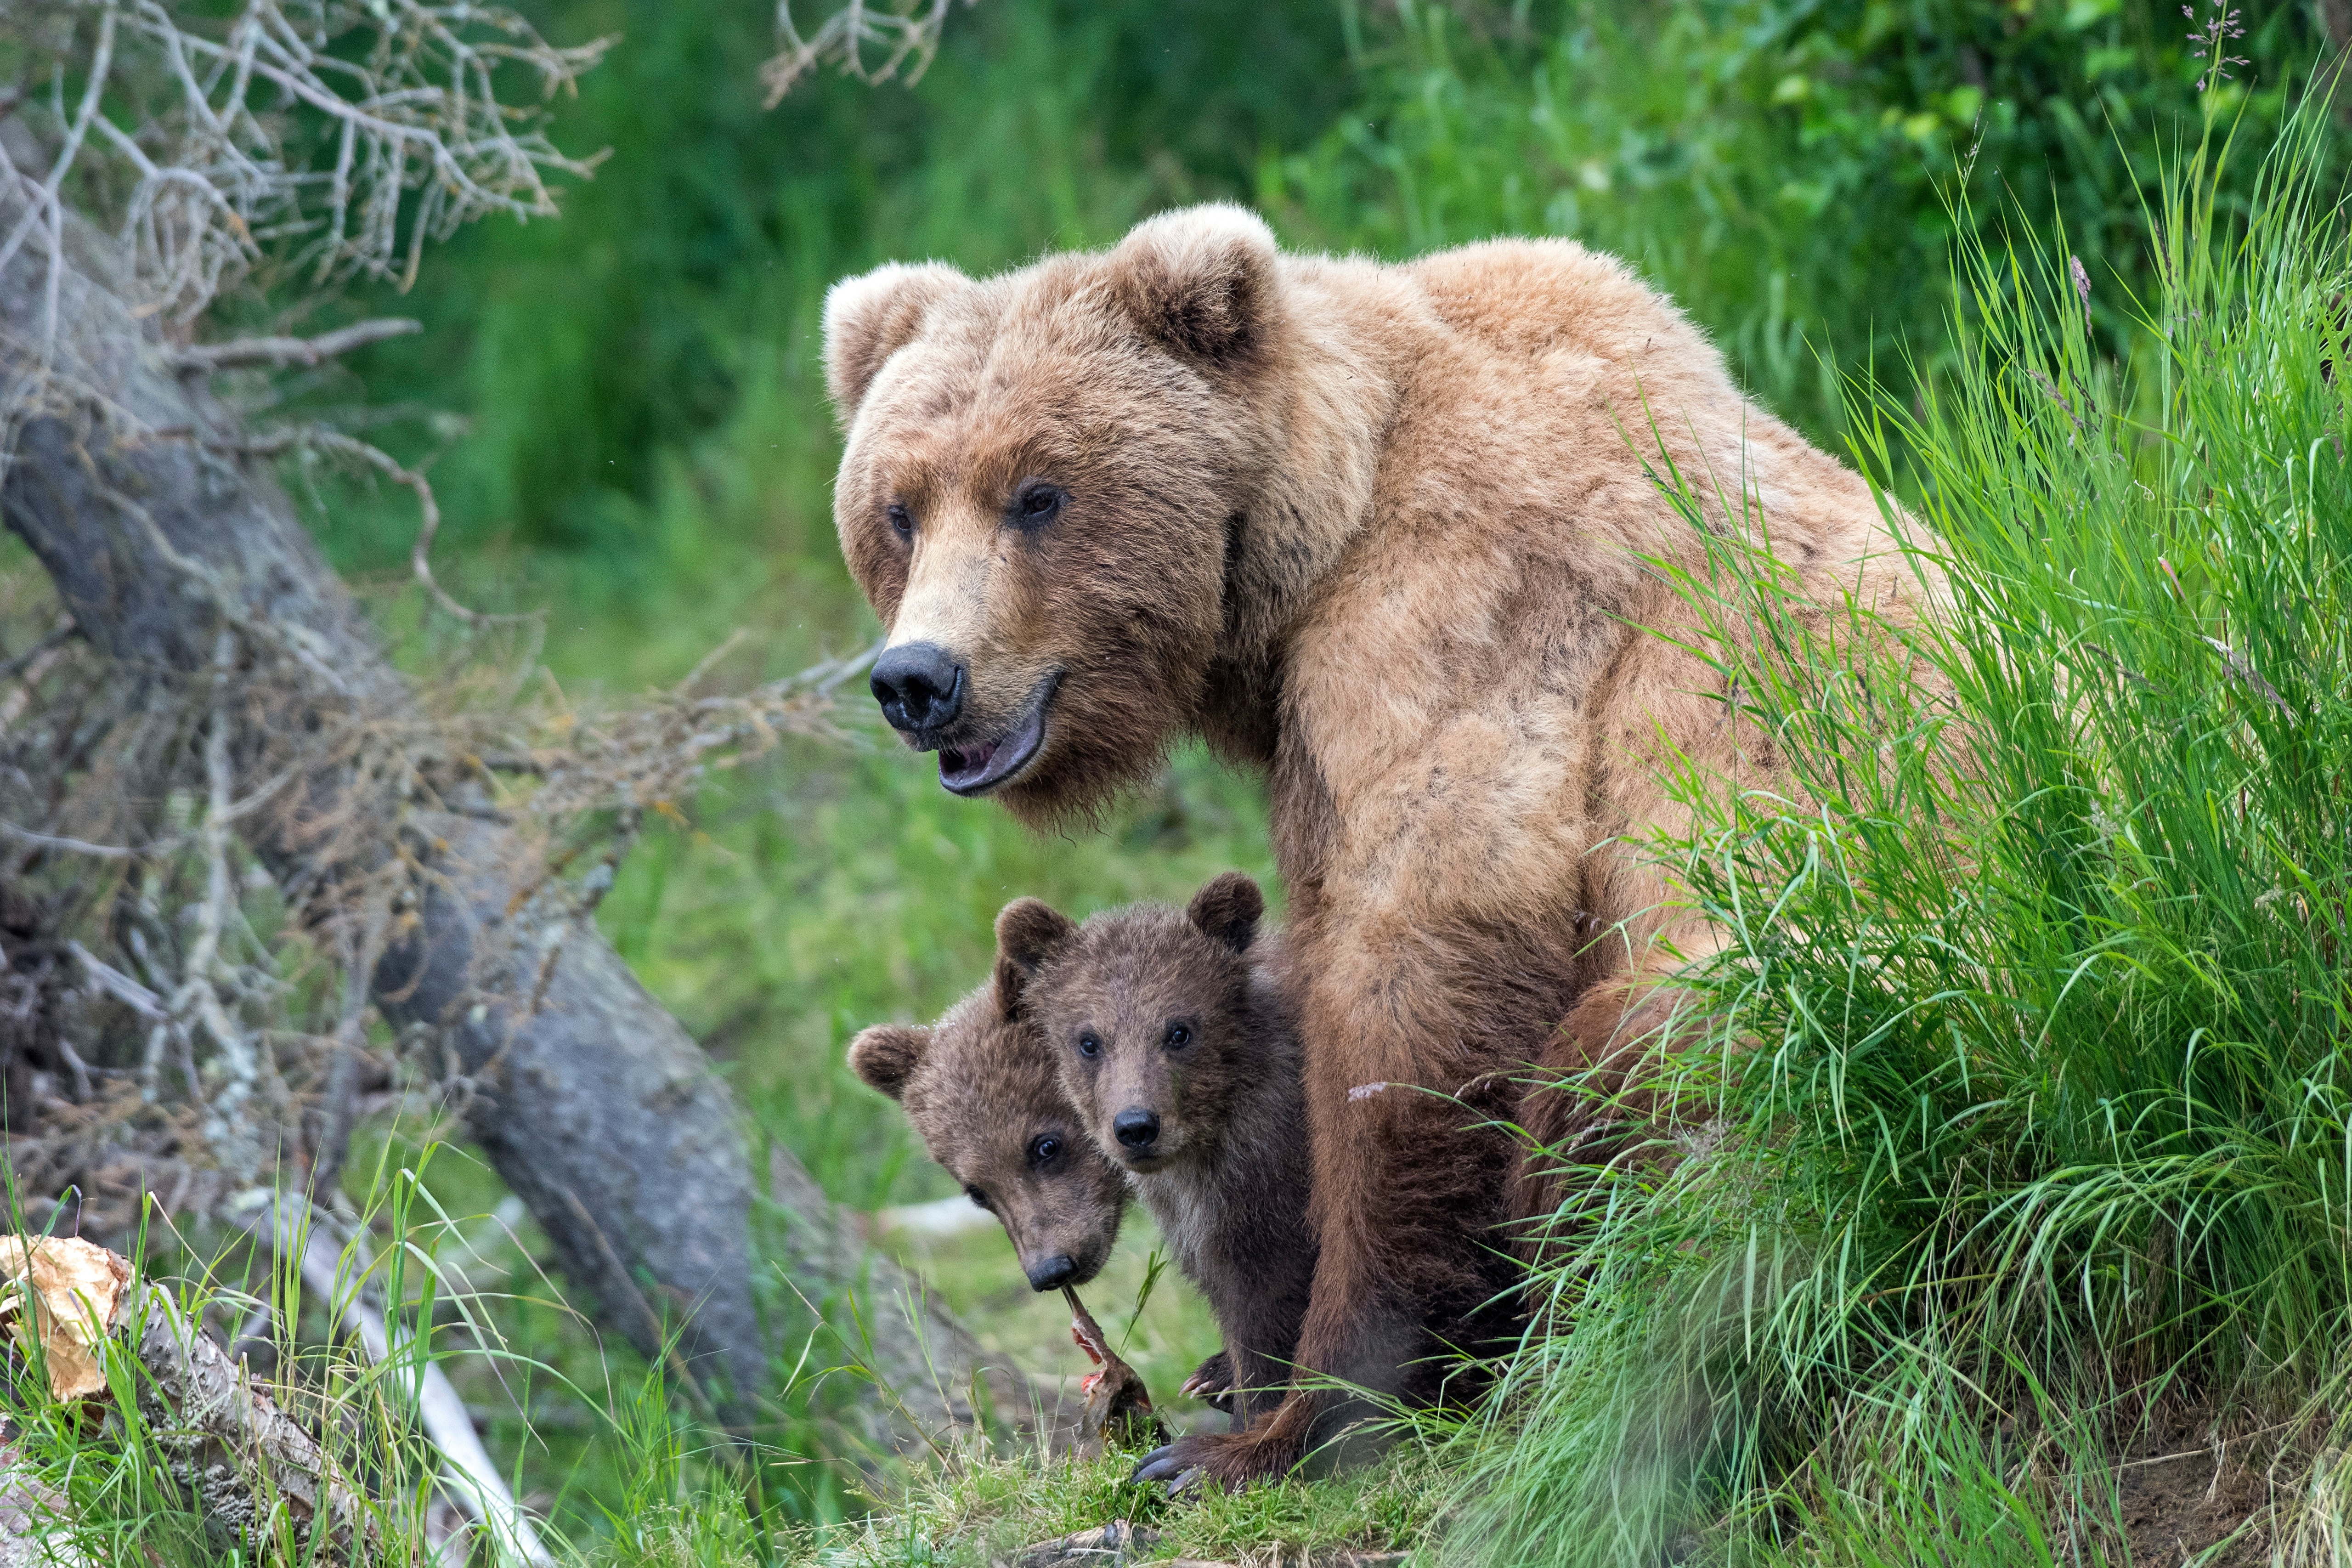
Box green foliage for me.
[1269,0,2334,440]
[1441,95,2352,1566]
[323,0,1354,555]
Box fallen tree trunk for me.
[1,1236,374,1562]
[0,181,1018,1449]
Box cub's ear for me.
[991,954,1031,1020]
[1106,204,1279,371]
[1187,872,1264,953]
[823,261,969,420]
[995,897,1079,1002]
[848,1024,931,1100]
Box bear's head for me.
[824,205,1284,825]
[848,966,1130,1293]
[996,872,1271,1177]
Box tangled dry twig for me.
[1,0,612,330]
[762,0,973,106]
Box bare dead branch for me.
[763,0,968,106]
[0,821,141,860]
[0,0,611,327]
[66,940,164,1019]
[0,618,74,683]
[169,317,421,373]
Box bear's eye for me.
[1028,1134,1063,1169]
[1077,1032,1101,1059]
[887,502,914,541]
[1165,1022,1193,1049]
[1010,481,1067,531]
[964,1185,991,1211]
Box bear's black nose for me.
[1114,1108,1161,1149]
[1026,1253,1079,1291]
[870,642,963,733]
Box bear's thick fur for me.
[848,966,1130,1296]
[998,872,1321,1432]
[825,207,1916,1482]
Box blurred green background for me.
[280,0,2339,1522]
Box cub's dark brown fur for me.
[999,872,1317,1431]
[848,962,1128,1295]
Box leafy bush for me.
[1272,0,2336,441]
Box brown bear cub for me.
[847,962,1130,1297]
[998,872,1316,1432]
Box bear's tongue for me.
[938,738,998,789]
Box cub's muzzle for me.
[1113,1107,1161,1150]
[1025,1252,1080,1291]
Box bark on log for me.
[127,1282,378,1560]
[0,183,1015,1449]
[0,1439,87,1568]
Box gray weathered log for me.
[0,1439,87,1568]
[0,181,1012,1448]
[128,1282,378,1560]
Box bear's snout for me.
[1024,1252,1080,1291]
[1113,1107,1161,1150]
[871,642,964,734]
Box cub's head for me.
[823,205,1284,825]
[848,967,1128,1293]
[995,872,1268,1176]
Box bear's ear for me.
[1106,204,1279,372]
[823,261,970,419]
[1187,872,1263,954]
[848,1024,931,1100]
[995,897,1079,1006]
[990,954,1032,1019]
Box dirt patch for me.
[2110,1414,2274,1568]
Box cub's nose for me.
[1025,1253,1079,1291]
[1113,1108,1161,1149]
[870,642,964,734]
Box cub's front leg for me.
[1134,941,1524,1485]
[1181,1349,1234,1414]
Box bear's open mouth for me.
[938,674,1058,796]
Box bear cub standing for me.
[999,872,1316,1431]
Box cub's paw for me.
[1130,1425,1302,1491]
[1180,1351,1234,1413]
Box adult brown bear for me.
[823,205,1917,1484]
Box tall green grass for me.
[1442,95,2352,1566]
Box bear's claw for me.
[1179,1350,1234,1412]
[1130,1445,1199,1488]
[1128,1426,1300,1490]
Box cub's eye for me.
[1011,482,1066,531]
[1029,1134,1063,1168]
[1165,1023,1193,1049]
[1077,1032,1102,1059]
[887,502,914,540]
[964,1185,991,1211]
